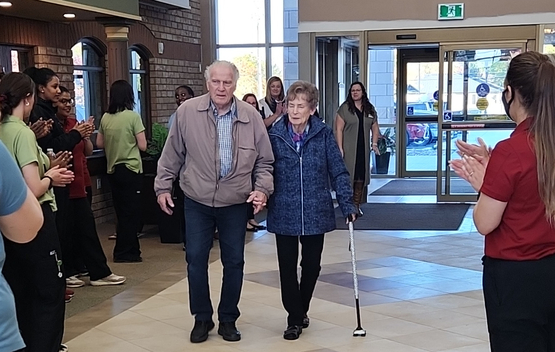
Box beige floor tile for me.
[66,329,151,352]
[401,309,483,330]
[361,317,435,338]
[390,329,484,351]
[300,326,381,348]
[96,319,186,341]
[445,321,490,341]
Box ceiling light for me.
[0,2,13,7]
[63,13,76,19]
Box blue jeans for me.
[184,197,248,323]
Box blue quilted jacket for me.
[266,115,356,236]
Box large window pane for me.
[270,46,298,90]
[545,26,555,54]
[72,42,104,127]
[218,47,267,99]
[271,0,298,43]
[216,0,265,45]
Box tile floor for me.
[65,179,491,351]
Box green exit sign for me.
[438,3,464,20]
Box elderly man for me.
[155,60,274,343]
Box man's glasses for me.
[59,98,75,106]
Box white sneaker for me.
[90,274,126,286]
[59,343,69,352]
[66,276,85,288]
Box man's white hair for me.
[204,60,240,84]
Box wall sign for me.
[438,3,464,20]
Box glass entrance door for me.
[398,48,441,177]
[437,43,528,202]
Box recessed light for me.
[63,13,76,19]
[0,2,13,7]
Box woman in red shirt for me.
[56,86,126,287]
[451,52,555,351]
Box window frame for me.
[128,46,152,138]
[72,38,107,129]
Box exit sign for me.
[438,3,464,20]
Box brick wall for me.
[140,1,204,125]
[33,46,74,91]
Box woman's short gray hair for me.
[204,60,240,84]
[286,80,319,110]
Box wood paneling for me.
[0,15,201,62]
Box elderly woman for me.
[267,80,357,340]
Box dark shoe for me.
[218,322,241,342]
[114,257,143,263]
[190,320,215,343]
[246,224,257,232]
[254,224,267,230]
[302,315,310,328]
[283,325,302,340]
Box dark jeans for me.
[275,234,324,326]
[184,197,247,323]
[107,164,142,261]
[63,198,111,280]
[3,204,65,352]
[483,254,555,351]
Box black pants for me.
[63,197,111,280]
[54,187,71,273]
[108,164,142,261]
[483,254,555,351]
[3,203,65,352]
[275,234,324,326]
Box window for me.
[129,48,150,132]
[0,46,31,73]
[215,0,298,99]
[545,26,555,54]
[72,40,105,127]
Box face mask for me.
[502,87,514,121]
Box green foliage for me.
[377,128,396,155]
[146,123,169,158]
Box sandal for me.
[283,325,302,340]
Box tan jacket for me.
[155,93,274,207]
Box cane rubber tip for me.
[353,329,366,337]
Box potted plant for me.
[141,123,183,243]
[373,127,395,174]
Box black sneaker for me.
[190,320,214,343]
[218,322,241,342]
[283,325,302,340]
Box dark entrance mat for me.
[335,203,470,230]
[371,179,475,196]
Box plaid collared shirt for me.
[211,99,237,179]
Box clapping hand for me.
[29,118,53,139]
[49,151,72,169]
[450,155,485,192]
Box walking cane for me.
[349,221,366,337]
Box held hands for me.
[49,151,72,169]
[247,190,267,214]
[45,165,74,187]
[157,193,174,215]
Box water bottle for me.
[46,148,55,158]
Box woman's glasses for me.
[59,98,75,106]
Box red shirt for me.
[481,118,555,260]
[63,118,87,199]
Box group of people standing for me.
[0,69,133,352]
